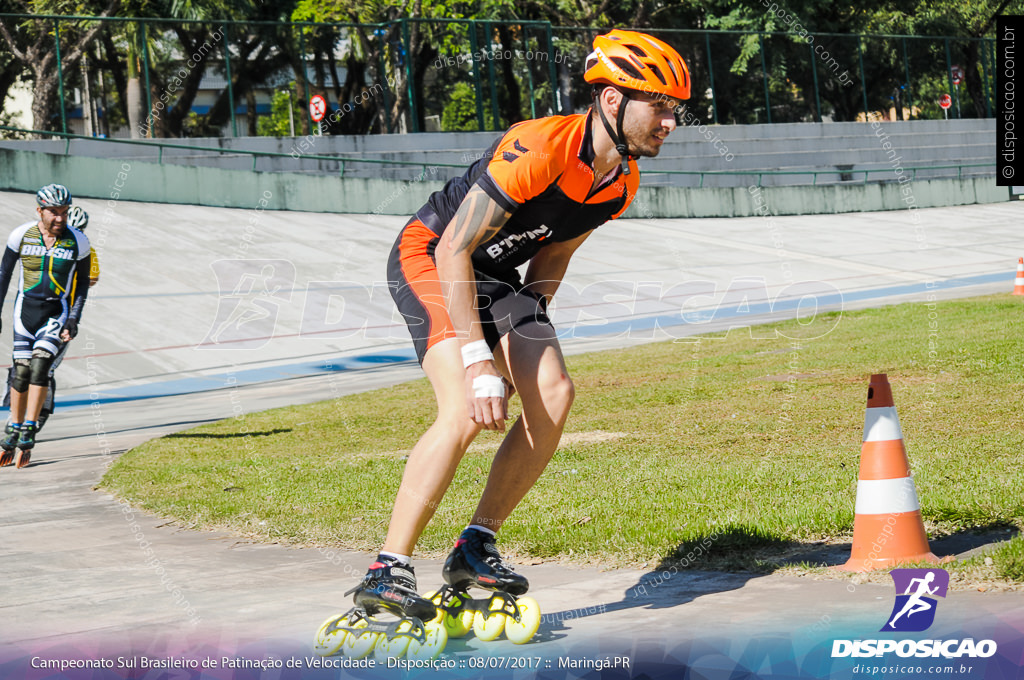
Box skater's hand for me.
[465,360,508,432]
[61,318,78,341]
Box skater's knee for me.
[11,359,31,392]
[537,368,575,421]
[435,411,483,446]
[29,349,55,387]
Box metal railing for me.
[0,125,994,188]
[0,125,464,178]
[0,13,998,139]
[654,163,996,187]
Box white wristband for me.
[461,340,493,368]
[473,374,506,399]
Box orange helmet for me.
[585,30,690,101]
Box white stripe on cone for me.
[854,477,921,514]
[862,406,904,443]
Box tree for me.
[0,0,119,134]
[0,38,23,121]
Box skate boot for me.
[0,423,20,466]
[15,422,36,468]
[350,557,437,620]
[443,528,529,594]
[431,528,541,644]
[313,557,446,660]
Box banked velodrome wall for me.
[0,147,1003,219]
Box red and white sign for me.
[951,65,964,86]
[309,95,327,122]
[939,94,952,110]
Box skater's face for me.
[37,205,69,236]
[612,89,678,158]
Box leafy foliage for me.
[0,0,1014,137]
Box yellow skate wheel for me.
[312,613,350,656]
[406,619,447,661]
[374,620,414,661]
[342,619,380,659]
[472,599,507,642]
[426,589,473,638]
[373,620,412,661]
[422,590,443,622]
[504,596,541,644]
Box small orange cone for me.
[838,374,947,572]
[1014,258,1024,296]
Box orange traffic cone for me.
[838,374,947,572]
[1014,258,1024,296]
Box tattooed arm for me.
[435,185,513,431]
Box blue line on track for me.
[45,270,1010,411]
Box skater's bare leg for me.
[24,384,47,423]
[470,324,573,531]
[382,338,484,556]
[9,387,27,424]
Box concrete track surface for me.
[0,190,1021,679]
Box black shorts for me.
[387,219,552,364]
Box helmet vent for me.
[648,64,667,86]
[610,56,643,80]
[665,59,679,84]
[626,44,648,58]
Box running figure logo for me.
[200,259,295,350]
[881,568,949,632]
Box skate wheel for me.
[373,620,412,660]
[472,599,507,642]
[421,590,443,622]
[312,613,350,656]
[14,449,30,469]
[504,596,541,644]
[342,619,380,659]
[0,450,13,467]
[406,619,447,661]
[425,589,473,638]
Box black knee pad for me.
[29,350,54,387]
[12,359,31,392]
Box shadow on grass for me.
[756,523,1021,570]
[165,428,293,439]
[538,524,1021,637]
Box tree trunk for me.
[557,58,572,115]
[288,55,312,135]
[127,76,146,138]
[497,25,523,126]
[246,87,258,135]
[330,44,345,112]
[0,61,21,117]
[412,41,436,132]
[81,53,93,136]
[100,29,129,124]
[353,27,388,134]
[30,73,59,132]
[963,41,987,118]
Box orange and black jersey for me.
[415,112,639,280]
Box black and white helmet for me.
[66,205,89,230]
[36,183,72,208]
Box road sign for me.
[939,94,952,110]
[951,65,964,86]
[309,95,327,122]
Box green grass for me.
[100,294,1024,583]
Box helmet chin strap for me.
[596,90,632,175]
